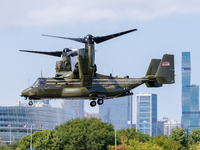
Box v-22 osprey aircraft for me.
[20,29,175,107]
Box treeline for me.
[1,117,200,149]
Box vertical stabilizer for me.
[155,54,175,84]
[145,59,162,87]
[146,59,161,76]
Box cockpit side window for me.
[33,79,46,87]
[33,80,38,87]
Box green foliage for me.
[14,119,200,150]
[108,136,130,150]
[32,130,55,150]
[17,117,115,149]
[51,117,115,150]
[116,128,150,144]
[0,141,19,150]
[153,134,184,150]
[128,139,163,150]
[188,129,200,146]
[169,128,187,148]
[18,134,31,149]
[190,141,200,150]
[17,129,55,150]
[9,141,19,150]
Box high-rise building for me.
[99,96,132,130]
[182,52,199,132]
[0,104,76,143]
[157,117,170,135]
[60,100,84,118]
[157,118,178,136]
[136,93,157,137]
[164,119,178,136]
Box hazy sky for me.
[1,0,200,123]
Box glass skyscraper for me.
[99,96,132,130]
[136,93,157,137]
[182,52,199,132]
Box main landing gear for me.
[90,99,104,107]
[25,98,33,106]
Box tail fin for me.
[155,54,175,84]
[145,54,175,87]
[145,59,162,87]
[146,59,161,76]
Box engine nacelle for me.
[78,48,95,86]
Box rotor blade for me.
[92,28,137,44]
[19,50,62,57]
[42,34,86,44]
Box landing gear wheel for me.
[97,99,104,105]
[90,101,96,107]
[28,101,33,106]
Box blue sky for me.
[1,0,200,123]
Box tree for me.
[116,128,150,144]
[17,129,55,150]
[17,135,31,150]
[153,134,184,150]
[51,117,115,150]
[188,129,200,145]
[169,128,187,148]
[108,136,130,150]
[17,117,115,149]
[32,130,55,149]
[128,139,163,150]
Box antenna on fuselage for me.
[112,65,113,75]
[41,70,43,78]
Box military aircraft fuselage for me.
[22,73,147,100]
[20,29,175,107]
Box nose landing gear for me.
[28,100,33,106]
[90,99,104,107]
[90,101,96,107]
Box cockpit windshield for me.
[33,78,46,87]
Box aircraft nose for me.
[21,89,28,97]
[21,88,31,97]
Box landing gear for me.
[90,99,104,107]
[97,99,104,105]
[90,101,96,107]
[28,101,33,106]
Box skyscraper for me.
[182,52,199,132]
[99,96,132,130]
[136,93,157,137]
[60,100,84,118]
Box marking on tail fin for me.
[162,61,170,66]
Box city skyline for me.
[1,1,200,123]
